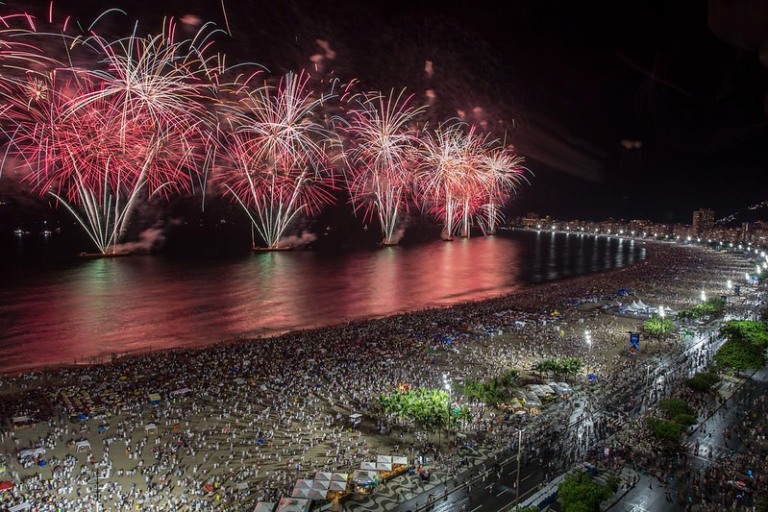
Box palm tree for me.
[560,357,583,380]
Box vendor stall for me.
[351,470,379,494]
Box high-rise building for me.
[692,208,715,235]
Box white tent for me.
[276,498,310,512]
[308,490,327,500]
[75,440,91,453]
[328,479,347,492]
[359,462,377,471]
[376,455,393,470]
[292,480,313,491]
[392,456,408,465]
[253,502,275,512]
[145,423,158,433]
[17,448,45,460]
[309,481,329,499]
[170,388,192,396]
[314,472,347,492]
[352,470,378,485]
[9,503,31,512]
[311,480,329,491]
[291,488,311,499]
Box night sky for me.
[3,0,768,225]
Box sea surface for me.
[0,230,644,373]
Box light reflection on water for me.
[0,232,644,372]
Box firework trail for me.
[340,89,424,245]
[0,6,532,251]
[475,144,529,235]
[0,15,218,254]
[417,121,488,240]
[219,71,338,249]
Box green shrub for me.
[673,413,697,426]
[659,398,694,418]
[647,417,684,442]
[685,372,720,392]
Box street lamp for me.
[700,289,706,302]
[442,373,451,451]
[585,330,592,375]
[727,279,732,290]
[659,305,665,319]
[515,429,524,511]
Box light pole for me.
[585,330,592,376]
[515,429,523,510]
[442,373,451,451]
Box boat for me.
[79,251,133,259]
[252,246,293,252]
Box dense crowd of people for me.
[0,241,760,511]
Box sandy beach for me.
[0,239,758,511]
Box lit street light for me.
[585,330,592,376]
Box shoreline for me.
[1,234,654,378]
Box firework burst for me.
[417,121,489,240]
[340,89,424,245]
[0,16,219,254]
[219,71,338,249]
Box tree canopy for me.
[557,470,612,512]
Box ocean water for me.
[0,230,644,372]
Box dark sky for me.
[5,0,768,224]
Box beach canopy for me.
[328,479,347,491]
[276,498,310,512]
[253,502,275,512]
[76,440,91,452]
[0,481,14,492]
[314,472,347,491]
[17,448,45,460]
[352,470,378,485]
[8,503,30,512]
[253,503,275,512]
[12,416,31,426]
[293,479,313,490]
